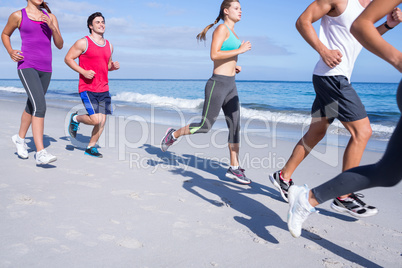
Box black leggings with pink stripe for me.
[312,79,402,204]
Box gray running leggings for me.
[18,68,52,118]
[312,79,402,204]
[189,74,240,143]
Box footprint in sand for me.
[34,237,58,245]
[65,230,83,240]
[110,190,141,200]
[322,258,344,268]
[98,234,116,242]
[14,195,35,205]
[52,245,71,254]
[65,181,100,189]
[116,238,143,249]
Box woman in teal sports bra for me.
[161,0,252,184]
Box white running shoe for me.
[287,184,316,238]
[12,134,29,159]
[35,149,57,165]
[330,193,378,217]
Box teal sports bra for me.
[220,24,241,51]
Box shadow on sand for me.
[141,143,379,267]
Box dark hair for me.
[196,0,240,41]
[87,12,105,33]
[37,1,51,13]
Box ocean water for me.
[0,78,400,143]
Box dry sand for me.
[1,97,401,267]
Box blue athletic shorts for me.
[80,91,113,116]
[312,75,367,123]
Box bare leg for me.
[76,113,107,147]
[341,117,372,171]
[281,117,330,181]
[337,117,372,198]
[308,190,320,207]
[173,125,191,139]
[228,143,239,166]
[18,110,32,139]
[31,116,45,152]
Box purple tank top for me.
[18,8,52,72]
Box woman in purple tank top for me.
[1,0,63,165]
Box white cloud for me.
[146,2,163,9]
[145,2,186,16]
[49,1,100,15]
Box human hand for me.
[386,7,402,28]
[9,50,24,62]
[41,13,56,32]
[235,66,241,73]
[110,61,120,71]
[321,49,343,68]
[83,70,96,79]
[239,41,251,54]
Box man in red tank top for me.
[65,12,120,158]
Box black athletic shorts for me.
[312,75,367,123]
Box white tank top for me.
[313,0,365,81]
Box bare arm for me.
[1,11,24,62]
[64,38,96,79]
[44,13,63,49]
[375,7,402,35]
[210,24,251,61]
[351,0,402,72]
[296,0,343,68]
[108,43,120,71]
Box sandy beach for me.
[1,96,401,268]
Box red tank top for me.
[78,36,111,93]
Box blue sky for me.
[0,0,401,82]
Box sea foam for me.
[112,91,395,137]
[0,86,25,94]
[113,92,204,110]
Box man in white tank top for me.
[268,0,402,217]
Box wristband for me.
[384,21,394,30]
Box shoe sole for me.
[287,186,303,238]
[225,173,251,185]
[85,152,103,158]
[330,202,378,218]
[160,128,174,152]
[12,136,28,159]
[269,174,289,202]
[36,157,57,165]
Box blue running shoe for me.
[85,146,103,158]
[69,112,80,138]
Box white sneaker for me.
[35,149,57,165]
[287,184,316,238]
[12,134,29,159]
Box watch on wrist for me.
[384,21,394,30]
